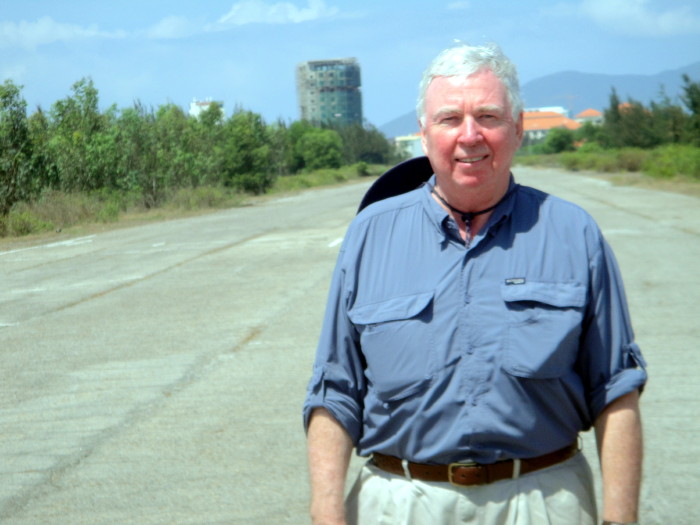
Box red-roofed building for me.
[523,110,581,144]
[575,108,603,126]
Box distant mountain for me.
[380,111,421,140]
[521,62,700,116]
[379,61,700,138]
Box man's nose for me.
[457,117,482,145]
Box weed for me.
[3,206,55,236]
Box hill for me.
[379,61,700,138]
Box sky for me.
[2,0,700,128]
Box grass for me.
[0,163,385,241]
[515,145,700,198]
[270,163,380,193]
[3,153,697,242]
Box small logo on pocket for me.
[505,277,526,285]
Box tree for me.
[287,120,316,172]
[2,72,410,222]
[221,109,275,193]
[681,74,700,146]
[298,128,344,170]
[619,100,661,149]
[155,103,202,188]
[600,88,623,148]
[267,119,293,177]
[601,89,660,149]
[114,103,163,206]
[333,123,394,164]
[650,95,687,145]
[27,108,59,193]
[49,78,108,191]
[541,127,576,153]
[575,121,605,146]
[0,80,33,215]
[198,101,224,128]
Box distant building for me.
[575,108,603,126]
[523,110,581,144]
[394,133,423,159]
[524,106,569,117]
[189,98,224,119]
[296,58,363,127]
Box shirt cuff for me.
[303,367,363,445]
[590,367,647,420]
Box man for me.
[304,43,646,525]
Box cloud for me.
[447,1,471,10]
[0,16,126,49]
[146,15,200,39]
[580,0,700,37]
[215,0,339,27]
[1,64,28,84]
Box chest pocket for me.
[348,292,434,402]
[501,281,586,379]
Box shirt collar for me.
[420,174,519,245]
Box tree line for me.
[530,74,700,155]
[0,78,400,216]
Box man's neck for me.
[431,181,511,243]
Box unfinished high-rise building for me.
[296,58,363,127]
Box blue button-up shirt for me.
[303,175,647,464]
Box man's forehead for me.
[430,68,499,86]
[432,102,506,115]
[425,74,510,110]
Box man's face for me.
[420,69,523,202]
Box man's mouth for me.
[457,155,487,164]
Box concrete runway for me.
[0,166,698,524]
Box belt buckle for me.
[448,460,478,486]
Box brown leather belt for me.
[372,443,579,487]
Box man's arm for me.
[307,408,354,525]
[594,389,643,523]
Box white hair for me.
[417,43,523,125]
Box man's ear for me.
[515,112,524,144]
[420,120,429,155]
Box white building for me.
[524,106,569,117]
[394,133,424,159]
[189,98,225,119]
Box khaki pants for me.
[346,452,597,525]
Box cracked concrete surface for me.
[1,168,697,524]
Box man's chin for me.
[452,172,491,189]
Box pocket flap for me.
[501,281,586,308]
[349,291,434,325]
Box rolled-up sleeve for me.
[579,234,648,421]
[303,249,366,445]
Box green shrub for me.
[617,148,649,172]
[517,144,700,180]
[97,201,121,222]
[644,145,700,179]
[355,161,370,176]
[542,128,576,153]
[231,172,277,195]
[591,153,621,173]
[170,186,229,210]
[514,152,560,167]
[33,190,99,227]
[3,206,54,236]
[560,152,583,171]
[576,141,605,154]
